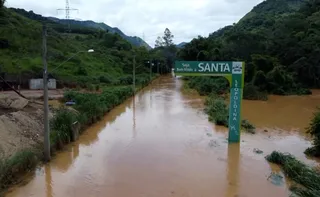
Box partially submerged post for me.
[174,61,245,143]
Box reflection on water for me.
[45,165,52,197]
[5,76,320,197]
[226,144,240,197]
[132,96,137,139]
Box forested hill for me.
[178,0,320,98]
[0,6,161,88]
[10,8,151,49]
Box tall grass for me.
[0,150,40,190]
[305,108,320,157]
[50,107,78,149]
[266,151,320,197]
[64,86,134,126]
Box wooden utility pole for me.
[149,60,152,81]
[42,23,50,161]
[157,61,159,74]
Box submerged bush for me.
[266,151,320,197]
[241,119,256,134]
[205,95,229,126]
[205,94,255,133]
[243,83,268,101]
[305,108,320,157]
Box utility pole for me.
[157,61,160,74]
[149,61,152,81]
[42,23,50,161]
[19,66,21,92]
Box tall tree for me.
[0,0,5,8]
[155,36,163,48]
[162,28,174,47]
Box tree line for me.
[177,0,320,99]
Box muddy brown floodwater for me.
[6,76,320,197]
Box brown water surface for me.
[6,76,320,197]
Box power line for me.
[57,0,79,32]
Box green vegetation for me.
[177,0,318,99]
[266,151,320,197]
[0,7,167,87]
[49,86,135,150]
[187,76,229,96]
[0,0,5,8]
[0,149,40,191]
[50,107,78,149]
[10,8,151,49]
[205,95,229,126]
[305,108,320,157]
[63,86,134,125]
[204,94,255,133]
[153,28,178,73]
[0,6,165,192]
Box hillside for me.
[0,7,157,88]
[178,0,319,98]
[10,8,151,49]
[48,17,152,50]
[176,42,187,48]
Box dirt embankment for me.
[0,95,53,159]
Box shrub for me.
[99,75,113,84]
[63,86,133,126]
[266,151,320,197]
[119,75,133,85]
[205,94,255,133]
[188,77,229,96]
[243,83,268,100]
[50,107,77,144]
[305,108,320,157]
[95,84,100,91]
[0,150,39,189]
[205,95,229,126]
[241,119,256,134]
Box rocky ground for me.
[1,89,64,100]
[0,94,54,159]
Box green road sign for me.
[174,61,245,143]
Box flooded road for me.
[6,76,320,197]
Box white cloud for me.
[6,0,263,47]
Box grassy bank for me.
[0,77,154,194]
[266,151,320,197]
[0,149,40,193]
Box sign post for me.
[174,61,245,143]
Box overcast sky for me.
[7,0,263,47]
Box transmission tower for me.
[57,0,79,32]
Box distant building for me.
[29,78,56,90]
